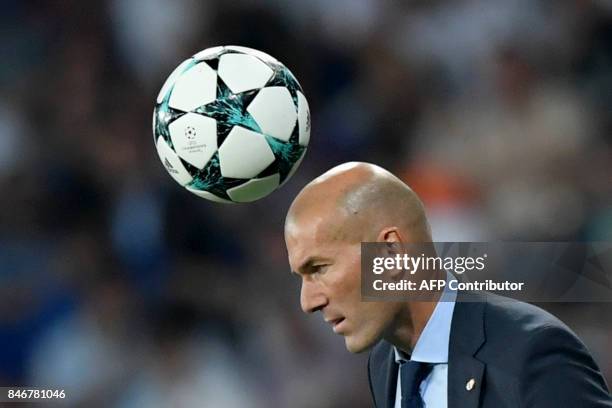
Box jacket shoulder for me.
[474,294,612,406]
[477,293,582,362]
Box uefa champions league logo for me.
[185,126,196,141]
[182,125,206,152]
[185,126,198,147]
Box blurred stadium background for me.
[1,0,611,407]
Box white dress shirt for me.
[394,276,457,408]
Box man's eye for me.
[311,265,328,274]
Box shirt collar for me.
[394,272,457,364]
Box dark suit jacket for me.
[368,292,612,407]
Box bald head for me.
[285,162,431,244]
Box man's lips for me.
[326,317,346,333]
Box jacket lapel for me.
[382,346,399,408]
[448,293,487,408]
[370,342,400,408]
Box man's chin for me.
[344,335,376,354]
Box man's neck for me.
[385,269,445,354]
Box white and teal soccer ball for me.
[153,46,310,203]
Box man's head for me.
[284,162,431,353]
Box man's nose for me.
[300,280,327,313]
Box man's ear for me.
[377,227,403,250]
[377,227,406,279]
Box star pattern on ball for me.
[153,100,186,149]
[195,68,261,146]
[185,153,245,199]
[194,54,306,181]
[265,61,303,107]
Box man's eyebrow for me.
[294,256,325,275]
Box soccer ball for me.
[153,45,310,203]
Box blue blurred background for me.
[0,0,611,407]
